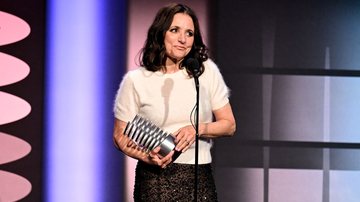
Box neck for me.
[164,57,182,73]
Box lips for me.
[174,45,186,50]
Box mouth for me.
[174,45,186,50]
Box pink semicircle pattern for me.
[0,132,31,165]
[0,10,33,201]
[0,91,31,125]
[0,170,32,201]
[0,11,31,46]
[0,52,30,87]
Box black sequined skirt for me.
[134,161,218,202]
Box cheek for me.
[187,39,194,48]
[164,43,172,55]
[187,42,194,52]
[164,37,173,51]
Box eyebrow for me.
[169,25,194,32]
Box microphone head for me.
[185,58,200,77]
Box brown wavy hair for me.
[139,3,208,77]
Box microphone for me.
[186,58,200,200]
[186,58,200,77]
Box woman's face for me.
[164,13,195,62]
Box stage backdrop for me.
[3,0,360,202]
[0,1,45,201]
[212,1,360,202]
[1,0,127,201]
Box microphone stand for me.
[193,75,200,202]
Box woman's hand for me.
[173,125,196,153]
[113,119,174,168]
[147,147,174,168]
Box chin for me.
[175,54,188,60]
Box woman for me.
[113,3,236,201]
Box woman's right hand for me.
[147,147,174,168]
[113,118,174,168]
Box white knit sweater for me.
[114,59,229,164]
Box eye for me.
[169,28,178,33]
[186,31,194,37]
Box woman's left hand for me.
[173,125,196,152]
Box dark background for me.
[212,0,360,201]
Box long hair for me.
[139,3,208,77]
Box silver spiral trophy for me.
[124,115,176,156]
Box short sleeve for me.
[204,60,230,110]
[113,71,139,122]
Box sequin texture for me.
[134,161,218,202]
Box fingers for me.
[148,148,174,169]
[160,150,174,168]
[152,146,161,153]
[127,140,136,148]
[176,138,192,152]
[174,126,195,152]
[114,133,137,150]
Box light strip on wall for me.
[45,1,105,201]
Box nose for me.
[178,32,186,43]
